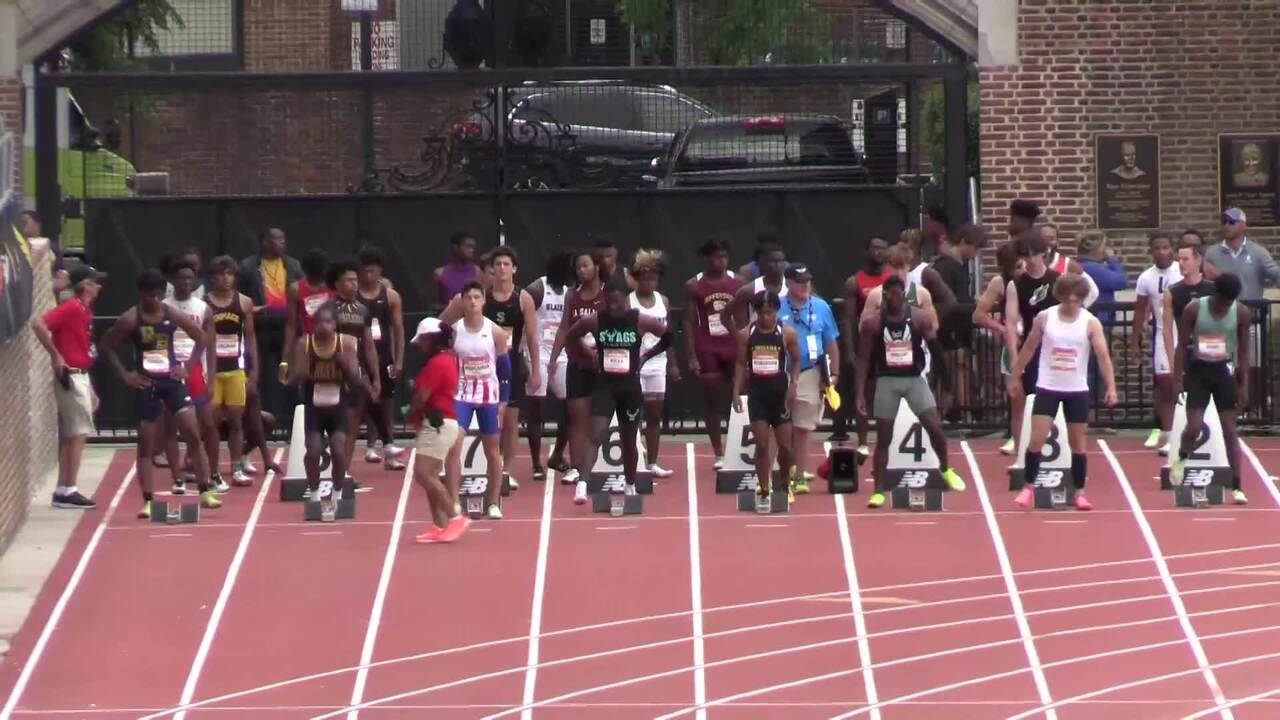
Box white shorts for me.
[640,372,666,395]
[528,359,567,399]
[1152,332,1172,376]
[56,373,96,438]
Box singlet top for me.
[306,334,345,408]
[484,286,524,355]
[907,262,928,290]
[854,267,893,315]
[330,297,369,356]
[1190,298,1238,365]
[874,307,927,377]
[358,284,392,351]
[564,286,606,367]
[1169,279,1215,335]
[746,323,787,389]
[134,306,179,379]
[691,273,741,348]
[1049,252,1069,275]
[207,293,247,374]
[453,317,500,404]
[1035,306,1093,393]
[594,309,643,380]
[163,295,207,365]
[1015,269,1061,343]
[749,277,788,324]
[297,279,335,334]
[1136,264,1183,344]
[629,291,667,376]
[535,277,567,359]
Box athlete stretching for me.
[731,291,800,502]
[684,238,742,468]
[407,317,472,543]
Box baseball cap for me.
[411,317,446,343]
[784,263,813,282]
[68,265,107,286]
[1223,207,1247,224]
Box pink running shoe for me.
[440,514,472,543]
[1074,493,1093,511]
[1014,486,1034,508]
[414,525,445,544]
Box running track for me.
[2,435,1280,718]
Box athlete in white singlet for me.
[1131,232,1182,453]
[525,253,574,480]
[629,248,679,478]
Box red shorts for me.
[186,363,208,405]
[695,345,736,379]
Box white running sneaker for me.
[713,456,725,470]
[625,483,638,496]
[365,441,383,464]
[384,444,405,459]
[241,457,258,475]
[574,480,588,505]
[999,438,1016,455]
[561,468,580,485]
[211,475,231,494]
[1157,442,1171,457]
[649,463,673,478]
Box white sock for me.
[56,486,76,497]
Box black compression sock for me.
[1232,475,1242,491]
[1071,453,1087,490]
[197,481,210,493]
[1024,451,1042,485]
[143,491,154,502]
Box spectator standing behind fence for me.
[239,227,302,422]
[30,265,107,509]
[434,231,483,309]
[1077,230,1128,330]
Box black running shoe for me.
[532,466,546,482]
[51,491,97,509]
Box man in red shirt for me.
[408,317,471,544]
[31,265,106,509]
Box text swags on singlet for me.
[453,317,500,403]
[595,310,643,379]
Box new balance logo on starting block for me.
[1163,395,1232,504]
[717,398,760,493]
[887,400,945,511]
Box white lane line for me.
[962,441,1056,718]
[519,468,556,719]
[346,453,417,720]
[0,460,134,720]
[1240,439,1280,507]
[685,443,707,720]
[1183,686,1280,719]
[174,448,284,720]
[150,533,194,538]
[895,521,937,526]
[834,493,880,719]
[746,523,788,528]
[595,526,636,531]
[300,531,343,536]
[1098,439,1231,719]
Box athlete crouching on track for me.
[1170,273,1250,504]
[285,304,372,501]
[407,317,472,543]
[630,249,680,478]
[857,276,965,508]
[100,269,219,518]
[549,280,672,503]
[1008,274,1117,511]
[731,291,800,502]
[446,281,511,519]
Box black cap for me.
[68,265,107,287]
[784,263,813,282]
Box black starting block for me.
[587,474,653,495]
[1175,484,1225,508]
[150,500,199,524]
[458,475,506,519]
[891,487,943,511]
[592,491,644,516]
[716,470,758,494]
[826,446,861,494]
[737,489,789,514]
[1034,483,1075,510]
[303,493,356,521]
[280,475,353,502]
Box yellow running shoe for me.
[793,475,811,494]
[787,484,796,503]
[1232,489,1248,505]
[505,473,519,490]
[867,492,886,509]
[999,438,1016,455]
[200,490,222,510]
[1144,428,1163,448]
[942,467,967,492]
[137,500,152,519]
[1170,455,1186,487]
[856,444,871,457]
[486,503,504,519]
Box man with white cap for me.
[407,317,471,543]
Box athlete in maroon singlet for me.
[840,237,892,452]
[283,249,334,379]
[553,250,607,486]
[684,238,742,466]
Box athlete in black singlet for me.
[731,291,801,499]
[1004,230,1060,451]
[358,246,406,470]
[326,258,380,481]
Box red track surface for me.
[3,436,1280,719]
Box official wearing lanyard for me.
[777,264,840,488]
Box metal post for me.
[360,11,375,188]
[942,64,968,225]
[33,61,61,255]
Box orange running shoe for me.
[415,525,446,543]
[440,514,471,543]
[1014,486,1033,508]
[1074,493,1093,511]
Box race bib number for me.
[463,356,492,379]
[215,333,241,358]
[1197,334,1227,362]
[541,321,560,345]
[142,349,170,374]
[603,348,631,375]
[707,311,728,337]
[885,340,913,368]
[370,318,382,342]
[751,350,780,376]
[1049,345,1079,373]
[313,382,341,407]
[173,330,195,362]
[304,294,328,317]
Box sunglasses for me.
[1223,216,1243,225]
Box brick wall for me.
[979,0,1280,272]
[0,253,57,556]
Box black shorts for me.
[500,355,527,406]
[1186,361,1237,411]
[939,310,974,352]
[747,383,791,427]
[140,378,191,422]
[306,404,347,436]
[374,345,395,401]
[590,377,643,422]
[567,362,596,400]
[1021,348,1041,393]
[1032,388,1090,424]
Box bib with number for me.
[463,356,492,378]
[142,350,171,374]
[216,333,241,358]
[541,321,560,345]
[370,318,383,342]
[304,294,329,316]
[1049,345,1079,373]
[313,382,341,407]
[885,340,913,368]
[751,350,780,376]
[1197,334,1228,362]
[707,312,728,337]
[174,330,195,362]
[603,348,631,374]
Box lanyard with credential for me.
[789,299,822,364]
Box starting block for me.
[1161,395,1231,493]
[891,486,943,512]
[279,405,353,502]
[717,398,761,493]
[586,473,653,495]
[150,500,199,524]
[303,482,356,521]
[1175,482,1225,508]
[1008,395,1073,491]
[882,400,948,511]
[591,489,644,516]
[591,412,653,488]
[459,476,504,519]
[1033,480,1076,510]
[737,488,789,514]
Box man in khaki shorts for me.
[407,318,470,544]
[776,264,841,493]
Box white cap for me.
[411,317,446,343]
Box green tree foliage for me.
[66,0,184,71]
[617,0,832,65]
[922,74,980,181]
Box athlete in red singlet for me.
[683,238,742,466]
[840,236,892,453]
[554,250,607,486]
[282,249,334,380]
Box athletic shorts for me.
[305,403,347,436]
[1020,348,1041,393]
[1031,389,1090,424]
[457,401,500,435]
[55,372,96,438]
[640,371,666,396]
[792,368,824,431]
[1152,333,1172,376]
[499,354,526,405]
[1185,361,1237,411]
[591,377,643,422]
[873,375,936,420]
[186,365,208,408]
[695,346,736,379]
[375,355,395,401]
[415,418,460,460]
[939,310,974,352]
[140,377,192,422]
[567,362,596,400]
[212,369,247,407]
[528,358,567,399]
[747,383,791,427]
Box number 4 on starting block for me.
[885,400,946,512]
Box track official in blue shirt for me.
[777,263,840,490]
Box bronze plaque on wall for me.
[1096,134,1161,229]
[1219,134,1279,227]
